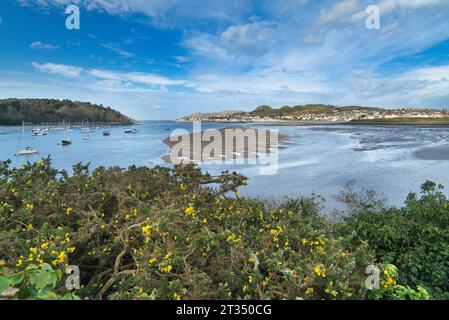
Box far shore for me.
[176,118,449,126]
[0,121,138,127]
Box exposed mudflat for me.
[414,144,449,160]
[162,126,289,163]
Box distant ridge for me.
[180,104,449,124]
[180,104,386,120]
[178,110,243,121]
[247,104,385,116]
[0,98,133,125]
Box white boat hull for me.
[16,149,39,156]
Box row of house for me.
[187,108,449,123]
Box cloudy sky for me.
[0,0,448,119]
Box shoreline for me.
[0,121,138,127]
[176,119,449,126]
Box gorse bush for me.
[0,158,447,300]
[335,180,449,299]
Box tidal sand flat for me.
[414,144,449,160]
[162,126,289,163]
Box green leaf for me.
[0,277,12,294]
[9,273,24,286]
[29,270,59,291]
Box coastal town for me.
[180,105,449,124]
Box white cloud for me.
[183,20,281,70]
[100,43,135,58]
[88,68,188,87]
[173,56,191,63]
[30,41,60,51]
[18,0,253,28]
[32,62,82,78]
[192,70,325,95]
[380,0,446,11]
[340,65,449,108]
[319,0,359,25]
[32,62,189,90]
[219,21,278,57]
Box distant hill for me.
[179,110,243,121]
[249,104,384,117]
[180,104,449,124]
[181,104,381,120]
[0,98,133,125]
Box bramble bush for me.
[0,158,446,300]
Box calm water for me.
[1,121,448,210]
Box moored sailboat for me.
[16,147,39,156]
[60,120,72,146]
[16,122,39,156]
[124,128,139,134]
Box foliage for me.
[0,98,132,125]
[0,158,447,300]
[335,180,449,299]
[365,264,430,300]
[0,263,79,300]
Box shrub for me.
[335,181,449,299]
[0,158,446,300]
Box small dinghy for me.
[61,138,72,146]
[16,147,39,156]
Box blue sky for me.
[0,0,448,120]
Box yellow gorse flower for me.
[160,264,173,273]
[52,251,67,266]
[16,257,23,267]
[142,225,152,236]
[226,233,241,244]
[185,203,195,218]
[325,288,338,297]
[314,265,326,278]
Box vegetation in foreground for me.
[0,158,447,300]
[0,98,132,125]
